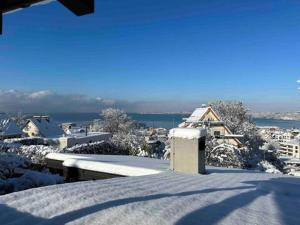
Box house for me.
[22,116,65,138]
[272,131,295,143]
[0,114,23,140]
[179,105,243,147]
[279,140,300,158]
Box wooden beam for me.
[0,12,2,35]
[58,0,94,16]
[0,0,95,34]
[2,0,45,13]
[0,0,2,34]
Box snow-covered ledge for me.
[169,128,207,139]
[169,128,207,174]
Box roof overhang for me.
[1,0,95,34]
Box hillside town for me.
[1,102,300,196]
[252,111,300,121]
[1,103,300,225]
[2,1,300,224]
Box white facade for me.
[279,140,300,158]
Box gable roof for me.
[27,117,64,138]
[185,107,221,123]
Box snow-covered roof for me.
[27,117,64,138]
[46,153,169,175]
[0,119,22,136]
[168,128,207,139]
[185,107,209,122]
[1,167,299,225]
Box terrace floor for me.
[1,166,299,225]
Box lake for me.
[48,112,300,130]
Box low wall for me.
[58,133,112,149]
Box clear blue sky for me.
[1,0,300,112]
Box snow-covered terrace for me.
[0,167,299,225]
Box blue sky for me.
[1,0,300,112]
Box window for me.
[214,131,221,137]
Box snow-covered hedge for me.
[4,137,59,146]
[3,145,61,165]
[64,141,129,155]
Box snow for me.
[257,160,282,174]
[168,128,206,139]
[256,178,300,197]
[63,159,164,176]
[47,153,169,173]
[185,107,209,122]
[3,144,60,164]
[0,119,22,136]
[279,157,300,165]
[0,168,299,225]
[0,153,29,179]
[65,131,111,138]
[0,171,63,194]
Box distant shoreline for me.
[39,112,300,130]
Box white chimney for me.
[169,128,207,174]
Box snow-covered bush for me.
[4,145,60,165]
[4,137,59,146]
[0,142,63,195]
[0,153,30,179]
[163,145,171,160]
[257,160,282,174]
[4,137,44,146]
[0,171,63,195]
[64,141,129,155]
[111,132,145,156]
[206,143,249,168]
[262,141,280,151]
